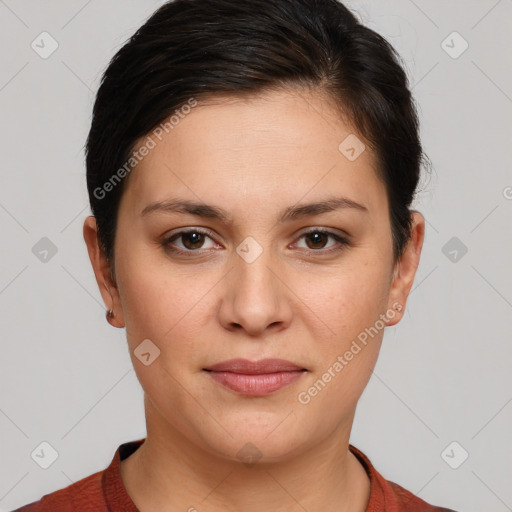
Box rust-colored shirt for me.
[13,438,457,511]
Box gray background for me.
[0,1,511,510]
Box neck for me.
[120,398,370,512]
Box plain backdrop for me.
[0,1,511,511]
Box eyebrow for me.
[141,196,368,223]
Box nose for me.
[218,245,293,337]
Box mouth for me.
[203,358,307,396]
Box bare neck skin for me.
[120,396,370,512]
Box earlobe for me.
[105,307,122,328]
[103,281,123,328]
[83,216,125,328]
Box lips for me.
[203,358,306,374]
[203,358,307,396]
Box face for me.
[85,87,424,463]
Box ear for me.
[386,211,425,327]
[83,216,125,328]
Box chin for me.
[200,420,312,465]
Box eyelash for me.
[162,228,350,256]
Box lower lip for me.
[205,370,305,396]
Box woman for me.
[15,0,457,510]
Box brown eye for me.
[181,231,205,250]
[294,229,350,253]
[304,231,330,250]
[163,229,218,254]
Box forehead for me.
[121,88,386,217]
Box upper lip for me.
[204,358,306,374]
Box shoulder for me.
[349,444,459,512]
[387,480,458,511]
[11,439,144,512]
[11,468,106,511]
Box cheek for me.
[300,264,391,341]
[292,262,390,402]
[117,261,217,355]
[296,277,387,415]
[297,342,381,427]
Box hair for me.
[85,0,430,272]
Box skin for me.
[83,87,425,512]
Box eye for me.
[162,227,350,257]
[294,229,350,253]
[163,228,219,254]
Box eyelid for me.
[295,226,350,240]
[163,227,220,246]
[164,226,218,239]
